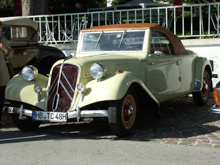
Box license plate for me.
[32,111,67,122]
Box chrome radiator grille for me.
[47,64,78,112]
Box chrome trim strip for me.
[52,63,64,111]
[60,80,73,101]
[48,73,59,100]
[48,84,57,101]
[68,110,108,119]
[51,73,59,87]
[3,106,32,117]
[52,93,60,111]
[3,106,108,120]
[61,71,75,93]
[57,63,64,92]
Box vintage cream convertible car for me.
[0,17,65,75]
[4,23,213,137]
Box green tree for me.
[111,0,131,5]
[48,0,107,12]
[0,0,14,16]
[0,0,14,9]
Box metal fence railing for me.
[27,2,220,44]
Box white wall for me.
[182,38,220,87]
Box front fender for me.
[79,71,159,107]
[194,57,212,92]
[5,74,48,110]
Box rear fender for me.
[194,57,212,92]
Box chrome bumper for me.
[210,105,220,114]
[3,105,108,122]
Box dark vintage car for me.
[0,17,65,75]
[3,23,213,137]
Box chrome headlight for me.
[90,63,104,79]
[22,65,38,81]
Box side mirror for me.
[154,50,163,56]
[2,26,11,40]
[70,53,75,57]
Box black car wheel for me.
[193,70,211,106]
[11,114,41,131]
[108,88,139,137]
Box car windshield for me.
[81,30,145,52]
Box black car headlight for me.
[22,65,38,81]
[90,63,104,79]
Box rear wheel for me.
[193,70,211,106]
[108,88,139,137]
[11,114,41,131]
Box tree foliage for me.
[48,0,107,12]
[111,0,131,6]
[0,0,14,9]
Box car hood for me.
[56,54,141,79]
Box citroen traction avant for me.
[3,23,213,137]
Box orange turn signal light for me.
[213,88,220,105]
[116,70,123,74]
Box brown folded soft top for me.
[81,23,188,55]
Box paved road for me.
[0,96,220,164]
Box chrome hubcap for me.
[128,106,133,116]
[122,94,136,129]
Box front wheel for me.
[193,70,211,106]
[108,88,139,137]
[11,114,41,131]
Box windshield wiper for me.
[95,31,104,48]
[118,31,126,48]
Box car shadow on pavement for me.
[0,96,219,144]
[132,96,220,144]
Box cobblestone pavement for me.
[1,96,220,148]
[133,96,220,148]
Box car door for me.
[146,31,181,97]
[175,53,196,93]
